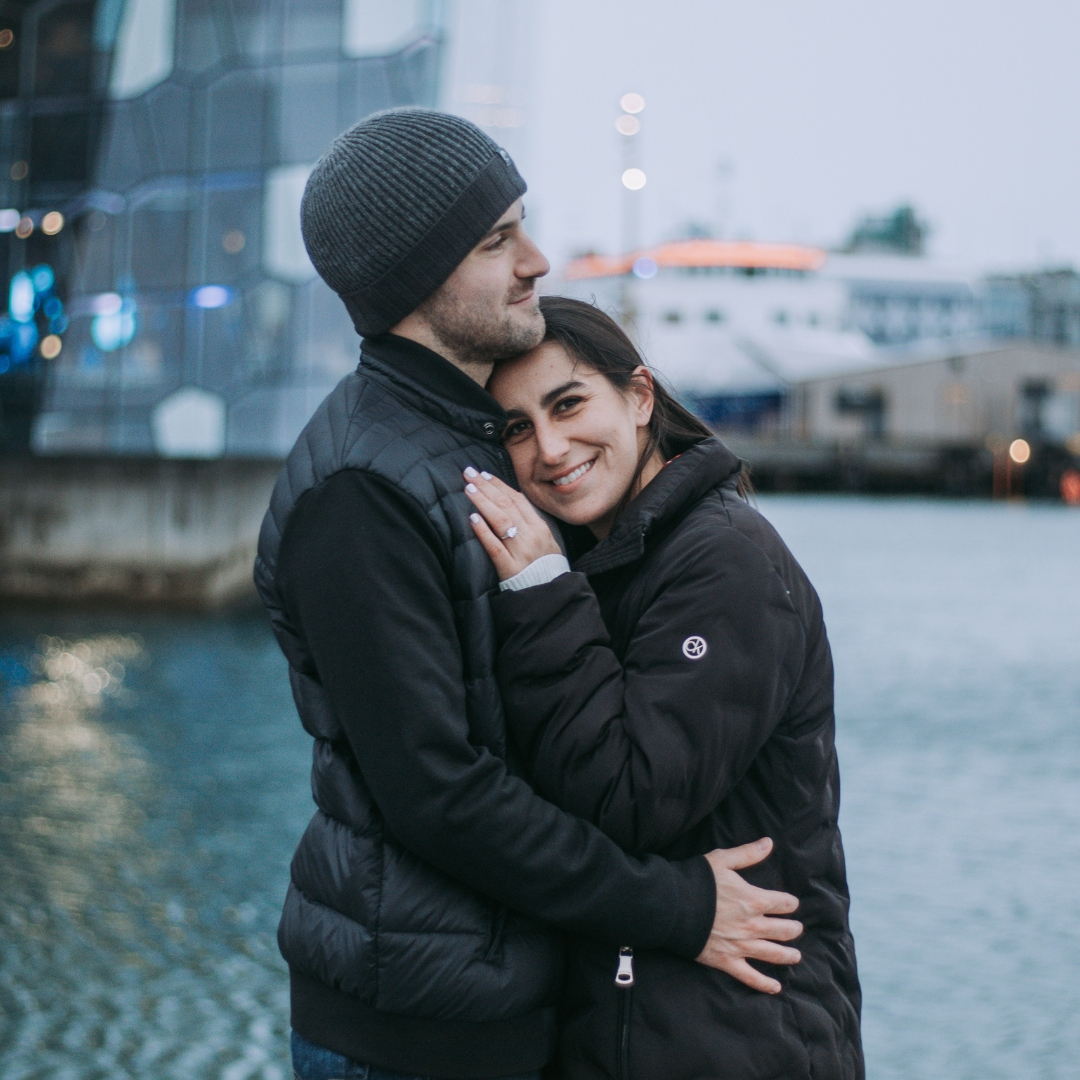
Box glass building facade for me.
[0,0,445,455]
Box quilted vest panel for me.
[254,354,563,1022]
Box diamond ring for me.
[501,525,518,540]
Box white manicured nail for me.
[480,471,494,480]
[470,513,481,524]
[464,466,479,478]
[465,483,477,493]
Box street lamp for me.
[617,93,644,327]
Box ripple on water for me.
[0,619,308,1080]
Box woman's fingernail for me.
[470,513,481,524]
[464,466,479,478]
[480,471,494,480]
[465,483,477,494]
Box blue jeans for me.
[290,1031,543,1080]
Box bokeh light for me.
[620,92,645,114]
[91,299,136,352]
[632,257,659,279]
[615,114,640,136]
[41,211,64,235]
[1008,438,1031,464]
[31,264,54,293]
[191,285,233,309]
[40,334,62,359]
[9,270,34,322]
[90,293,122,316]
[15,215,33,238]
[622,168,647,190]
[0,208,19,231]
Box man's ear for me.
[629,366,656,426]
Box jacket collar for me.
[572,437,743,577]
[359,333,506,445]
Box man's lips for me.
[509,287,536,305]
[549,459,595,488]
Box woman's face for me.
[488,341,656,537]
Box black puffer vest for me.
[254,344,563,1035]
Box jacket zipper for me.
[615,946,634,1080]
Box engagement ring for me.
[501,526,518,540]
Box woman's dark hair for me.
[537,295,753,501]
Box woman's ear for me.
[629,366,656,427]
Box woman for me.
[463,297,862,1080]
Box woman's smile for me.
[550,457,595,489]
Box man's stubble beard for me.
[419,283,545,368]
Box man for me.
[254,108,803,1080]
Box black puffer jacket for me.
[491,438,863,1080]
[254,335,716,1079]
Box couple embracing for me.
[255,108,862,1080]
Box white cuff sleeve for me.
[498,553,571,592]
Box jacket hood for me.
[572,436,742,577]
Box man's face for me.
[413,200,549,365]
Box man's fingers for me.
[741,939,802,966]
[751,916,803,942]
[715,957,782,995]
[758,889,800,916]
[708,837,773,872]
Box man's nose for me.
[517,232,550,281]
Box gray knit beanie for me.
[300,108,527,336]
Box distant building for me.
[790,342,1080,449]
[982,269,1080,346]
[0,0,446,456]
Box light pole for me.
[617,92,645,329]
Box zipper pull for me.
[614,946,635,988]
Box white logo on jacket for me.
[682,636,707,660]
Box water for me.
[0,617,308,1079]
[1,497,1078,1080]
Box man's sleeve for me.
[275,469,715,959]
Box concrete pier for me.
[0,457,282,608]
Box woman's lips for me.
[551,459,595,488]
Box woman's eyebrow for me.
[540,380,586,408]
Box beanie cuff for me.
[341,152,527,337]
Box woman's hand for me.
[463,467,562,581]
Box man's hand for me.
[696,838,803,994]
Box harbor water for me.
[1,496,1078,1080]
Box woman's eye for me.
[553,396,583,414]
[503,421,530,440]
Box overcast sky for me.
[515,0,1080,273]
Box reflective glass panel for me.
[35,1,94,96]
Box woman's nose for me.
[534,423,569,464]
